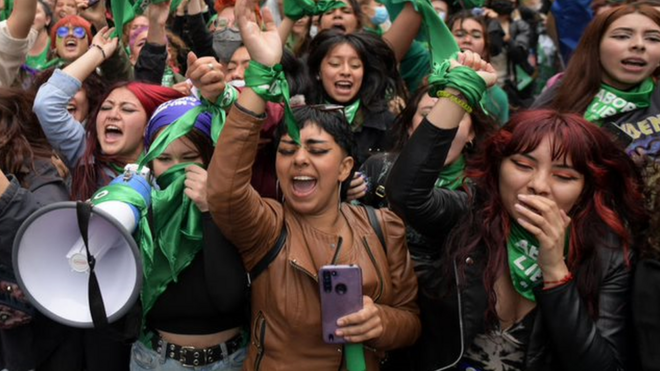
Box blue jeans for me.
[129,341,247,371]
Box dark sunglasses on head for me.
[56,26,86,39]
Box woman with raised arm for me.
[33,26,183,200]
[206,0,420,369]
[387,50,645,370]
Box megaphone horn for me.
[12,165,151,328]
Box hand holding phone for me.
[319,265,363,344]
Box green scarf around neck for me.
[584,78,655,125]
[434,155,465,190]
[507,221,571,302]
[137,162,204,341]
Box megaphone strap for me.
[75,201,109,329]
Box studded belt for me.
[152,332,243,367]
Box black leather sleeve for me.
[633,258,660,371]
[386,119,468,240]
[185,13,215,58]
[134,42,167,84]
[535,248,634,371]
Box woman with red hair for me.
[387,83,646,369]
[49,14,92,65]
[34,26,184,200]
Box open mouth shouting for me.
[103,124,124,144]
[292,175,318,198]
[620,57,648,73]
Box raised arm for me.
[206,0,284,268]
[386,52,496,236]
[382,2,421,62]
[0,0,37,87]
[6,0,36,38]
[33,27,117,168]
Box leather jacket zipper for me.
[437,259,465,370]
[253,312,267,370]
[290,260,318,282]
[361,237,384,302]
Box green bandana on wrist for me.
[584,78,655,125]
[284,0,346,20]
[434,155,465,190]
[137,162,205,337]
[428,61,488,111]
[245,61,299,143]
[507,221,570,302]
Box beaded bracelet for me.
[542,272,574,290]
[437,90,473,114]
[90,44,107,60]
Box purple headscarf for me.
[145,96,213,150]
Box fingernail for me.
[517,194,528,199]
[514,203,523,210]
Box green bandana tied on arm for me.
[284,0,346,21]
[584,78,655,125]
[507,221,570,302]
[245,60,299,143]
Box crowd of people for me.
[1,0,660,370]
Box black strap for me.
[248,226,288,284]
[76,201,109,329]
[363,205,387,255]
[249,205,386,283]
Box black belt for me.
[152,332,243,367]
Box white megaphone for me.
[12,165,151,328]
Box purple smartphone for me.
[318,265,363,344]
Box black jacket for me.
[386,119,635,371]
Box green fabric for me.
[584,78,655,125]
[515,65,533,91]
[40,57,65,70]
[345,343,366,371]
[343,99,360,124]
[110,0,143,38]
[25,38,51,71]
[400,41,431,93]
[434,155,465,190]
[90,183,148,210]
[453,0,484,8]
[139,86,237,172]
[0,0,12,21]
[284,0,346,21]
[507,221,570,302]
[137,162,204,335]
[483,85,509,126]
[245,61,298,143]
[507,221,543,302]
[428,61,488,110]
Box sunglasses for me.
[56,26,86,39]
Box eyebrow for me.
[281,139,329,145]
[519,153,578,170]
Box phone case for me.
[318,265,363,344]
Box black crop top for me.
[147,213,248,334]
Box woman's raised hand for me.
[450,50,498,88]
[515,194,571,282]
[235,0,282,67]
[186,52,225,103]
[90,26,118,60]
[184,165,209,212]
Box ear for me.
[338,155,354,182]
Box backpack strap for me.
[363,205,387,255]
[248,225,288,285]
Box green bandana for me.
[0,0,13,21]
[284,0,346,21]
[507,221,570,302]
[137,163,204,335]
[245,61,298,143]
[507,221,543,302]
[434,155,465,190]
[584,78,655,125]
[325,99,361,125]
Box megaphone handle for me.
[76,201,109,329]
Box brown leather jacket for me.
[207,105,421,371]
